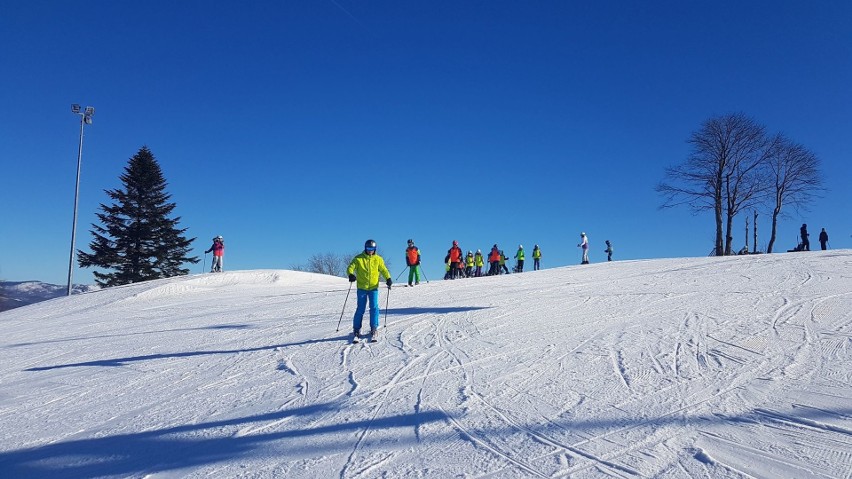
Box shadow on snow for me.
[0,402,448,478]
[1,405,849,478]
[24,337,347,371]
[7,324,254,349]
[383,306,491,315]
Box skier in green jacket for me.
[514,245,525,272]
[532,245,542,270]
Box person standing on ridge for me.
[532,245,542,270]
[447,240,463,279]
[465,251,475,278]
[405,239,421,286]
[514,245,525,272]
[818,228,829,250]
[474,249,485,277]
[488,244,501,276]
[499,250,510,274]
[205,236,225,272]
[347,239,392,343]
[578,232,589,264]
[800,224,810,251]
[604,240,613,262]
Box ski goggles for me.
[365,247,377,253]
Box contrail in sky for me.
[328,0,372,33]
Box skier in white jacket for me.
[578,232,589,264]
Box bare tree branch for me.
[657,113,771,255]
[764,134,823,252]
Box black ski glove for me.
[348,274,356,282]
[386,279,392,288]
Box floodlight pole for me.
[67,105,93,296]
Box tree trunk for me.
[767,205,781,253]
[724,213,734,255]
[714,203,724,256]
[753,210,759,253]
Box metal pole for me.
[67,116,85,296]
[383,285,390,332]
[336,282,354,332]
[395,266,408,282]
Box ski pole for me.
[420,266,429,283]
[202,252,207,274]
[336,282,354,332]
[383,284,391,333]
[395,266,409,282]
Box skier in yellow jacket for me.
[347,239,392,342]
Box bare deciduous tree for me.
[291,249,393,277]
[657,113,771,255]
[764,134,823,253]
[293,252,351,277]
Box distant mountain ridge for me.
[0,281,97,312]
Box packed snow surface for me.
[1,252,851,478]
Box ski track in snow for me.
[1,256,852,478]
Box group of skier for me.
[342,234,612,343]
[202,234,613,343]
[439,242,544,280]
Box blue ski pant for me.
[353,288,380,332]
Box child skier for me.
[514,245,525,273]
[500,251,510,274]
[474,249,485,277]
[532,245,541,270]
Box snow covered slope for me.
[1,253,851,478]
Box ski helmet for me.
[519,244,523,249]
[407,239,414,245]
[477,249,481,253]
[581,232,586,236]
[452,240,458,246]
[364,239,377,252]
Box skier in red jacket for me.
[447,240,463,279]
[205,236,224,272]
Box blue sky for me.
[1,1,850,286]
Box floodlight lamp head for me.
[72,104,81,113]
[84,106,94,115]
[84,116,93,125]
